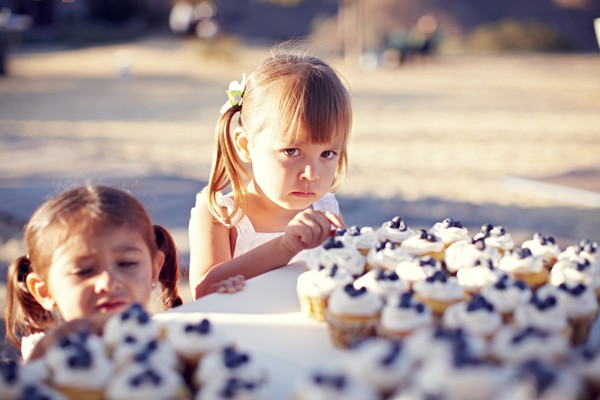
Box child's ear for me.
[152,250,165,287]
[26,273,56,311]
[233,127,252,163]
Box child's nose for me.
[95,268,122,293]
[300,161,319,181]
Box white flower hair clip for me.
[220,73,246,114]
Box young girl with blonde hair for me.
[5,185,183,360]
[189,48,353,298]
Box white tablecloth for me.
[154,262,345,399]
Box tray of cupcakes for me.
[0,304,268,399]
[294,217,600,399]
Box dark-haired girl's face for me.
[42,226,162,321]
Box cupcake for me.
[490,325,570,364]
[324,284,383,349]
[498,247,548,290]
[106,363,190,400]
[164,318,232,366]
[112,337,179,372]
[522,233,561,269]
[353,268,409,301]
[493,359,583,400]
[550,257,600,298]
[558,239,598,262]
[377,291,434,340]
[304,237,366,277]
[44,330,113,400]
[195,377,267,400]
[193,346,267,390]
[480,274,532,322]
[296,264,354,322]
[513,284,570,337]
[429,218,470,248]
[0,359,48,398]
[339,338,412,397]
[554,282,599,345]
[376,216,415,245]
[16,383,67,400]
[395,256,441,288]
[291,367,378,400]
[442,294,502,340]
[473,224,515,255]
[400,229,446,261]
[413,271,466,317]
[365,240,413,272]
[456,263,501,297]
[445,238,501,275]
[336,225,379,256]
[103,303,163,353]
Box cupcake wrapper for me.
[324,311,377,349]
[52,385,104,400]
[376,324,413,341]
[513,269,549,290]
[298,294,327,322]
[570,312,599,347]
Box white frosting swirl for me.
[296,265,354,298]
[366,243,413,270]
[554,281,599,319]
[292,366,378,400]
[376,218,415,244]
[442,297,502,337]
[490,325,569,364]
[400,231,445,257]
[103,305,162,349]
[106,363,186,400]
[164,318,232,361]
[327,285,383,317]
[353,269,409,299]
[413,275,465,302]
[445,240,501,274]
[194,346,266,388]
[550,258,600,290]
[513,285,568,334]
[429,220,470,245]
[480,275,532,315]
[456,267,501,293]
[380,292,433,333]
[304,239,366,276]
[498,249,544,274]
[395,257,440,284]
[522,233,561,266]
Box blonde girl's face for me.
[40,226,161,321]
[245,125,343,212]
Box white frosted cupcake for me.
[400,229,445,261]
[353,268,409,301]
[554,282,599,345]
[490,325,570,364]
[513,284,570,337]
[339,338,412,397]
[45,331,113,399]
[164,318,232,366]
[304,237,366,277]
[395,256,441,288]
[291,366,378,400]
[336,225,379,256]
[481,274,532,322]
[445,238,501,275]
[550,257,600,297]
[456,265,502,296]
[473,224,515,255]
[558,239,597,262]
[429,218,470,248]
[376,216,415,245]
[296,264,354,322]
[112,337,179,372]
[498,247,548,289]
[493,359,583,400]
[193,346,267,390]
[106,363,189,400]
[325,284,383,349]
[522,233,561,269]
[377,290,434,340]
[103,303,163,352]
[365,240,413,271]
[443,294,502,340]
[413,271,466,317]
[0,359,49,399]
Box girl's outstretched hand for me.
[211,274,246,294]
[282,209,344,255]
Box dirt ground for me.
[1,35,600,358]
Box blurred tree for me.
[89,0,143,24]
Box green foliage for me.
[466,19,573,52]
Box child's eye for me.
[321,150,337,159]
[283,148,300,156]
[72,266,94,277]
[118,260,139,268]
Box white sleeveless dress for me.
[192,189,340,263]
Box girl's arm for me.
[189,198,343,299]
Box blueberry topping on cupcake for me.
[0,360,18,384]
[344,284,367,297]
[348,226,361,236]
[558,282,587,296]
[466,295,495,313]
[518,360,557,397]
[473,238,486,251]
[185,319,211,335]
[67,347,92,369]
[329,264,339,277]
[376,269,399,281]
[375,240,394,252]
[121,303,150,324]
[323,238,344,250]
[380,341,402,366]
[222,378,256,398]
[417,229,437,242]
[530,293,557,311]
[576,259,591,271]
[426,270,447,283]
[313,373,346,390]
[513,247,533,259]
[419,256,437,267]
[334,227,346,237]
[130,368,162,387]
[441,218,463,229]
[20,385,53,400]
[223,347,250,369]
[512,327,549,344]
[387,216,407,231]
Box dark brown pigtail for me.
[5,256,54,348]
[154,225,183,309]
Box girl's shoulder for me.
[194,187,234,209]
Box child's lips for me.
[292,191,315,199]
[95,299,128,313]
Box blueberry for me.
[323,238,344,250]
[344,284,367,298]
[466,295,495,313]
[0,360,18,384]
[380,342,402,366]
[473,238,486,251]
[329,264,339,278]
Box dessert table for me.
[154,261,345,398]
[155,261,600,399]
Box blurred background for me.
[0,1,600,354]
